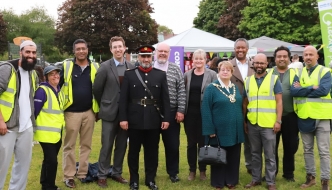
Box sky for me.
[0,0,202,34]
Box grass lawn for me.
[3,121,330,190]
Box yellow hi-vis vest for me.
[0,63,37,122]
[61,61,99,113]
[245,71,278,128]
[294,65,332,119]
[34,85,65,143]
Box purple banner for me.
[169,46,184,73]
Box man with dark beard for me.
[0,40,39,189]
[119,45,170,190]
[154,43,186,183]
[243,53,282,190]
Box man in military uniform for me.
[119,45,170,190]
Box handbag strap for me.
[134,69,164,118]
[207,134,222,148]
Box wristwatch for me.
[276,120,282,124]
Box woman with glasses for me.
[34,66,65,190]
[201,61,245,190]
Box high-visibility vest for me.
[294,65,332,119]
[0,63,38,122]
[61,61,99,113]
[34,85,65,143]
[269,67,296,111]
[245,71,278,128]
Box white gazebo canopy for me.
[154,28,234,52]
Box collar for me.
[154,61,169,71]
[73,57,91,66]
[114,58,124,67]
[236,58,248,66]
[306,63,319,72]
[255,71,268,79]
[217,75,233,89]
[138,66,153,73]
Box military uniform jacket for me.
[119,67,171,130]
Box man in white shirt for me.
[230,38,255,175]
[0,40,39,189]
[288,54,303,69]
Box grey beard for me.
[157,59,167,64]
[140,62,152,68]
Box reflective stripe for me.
[64,61,71,80]
[270,74,276,93]
[294,98,332,104]
[64,82,68,86]
[248,96,275,101]
[6,88,14,93]
[248,108,276,113]
[91,62,99,71]
[36,126,62,133]
[41,87,63,114]
[0,99,12,107]
[298,68,303,79]
[317,66,324,82]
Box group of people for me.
[0,36,330,190]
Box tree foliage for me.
[55,0,158,54]
[239,0,320,44]
[0,13,7,54]
[217,0,248,41]
[158,25,173,34]
[193,0,226,34]
[2,7,56,56]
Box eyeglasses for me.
[48,72,60,77]
[253,62,266,66]
[157,50,169,54]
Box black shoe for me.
[284,177,295,182]
[130,182,139,190]
[170,175,180,183]
[146,182,158,190]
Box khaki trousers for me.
[62,109,95,180]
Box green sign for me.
[318,0,332,66]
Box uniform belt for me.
[131,99,159,106]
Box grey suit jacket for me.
[184,68,217,114]
[93,58,135,121]
[230,58,255,95]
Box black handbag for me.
[198,135,227,165]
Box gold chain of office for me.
[212,83,236,103]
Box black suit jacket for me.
[119,68,170,130]
[93,58,135,121]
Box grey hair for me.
[234,38,249,48]
[193,49,206,60]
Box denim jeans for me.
[300,119,330,180]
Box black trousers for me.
[161,110,180,176]
[210,143,241,188]
[184,111,206,172]
[40,139,62,190]
[276,112,299,178]
[128,128,160,185]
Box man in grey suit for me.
[230,38,255,175]
[93,36,135,188]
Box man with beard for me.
[243,53,282,190]
[269,46,299,182]
[0,40,39,189]
[154,43,186,183]
[119,45,170,190]
[93,36,135,188]
[230,38,255,175]
[59,39,99,188]
[291,46,332,190]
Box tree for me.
[0,13,7,54]
[158,25,173,34]
[239,0,320,44]
[193,0,226,34]
[55,0,158,55]
[2,7,56,57]
[217,0,248,41]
